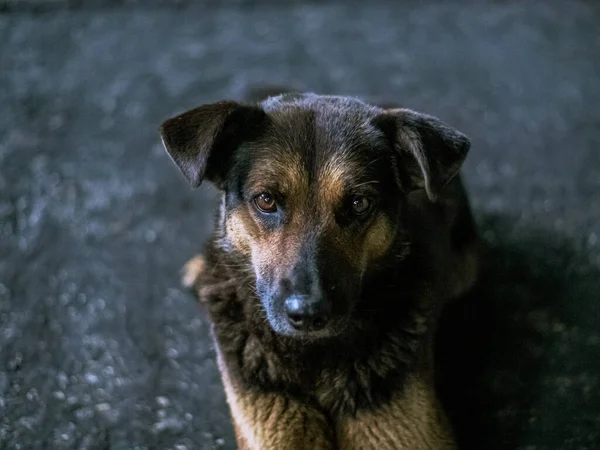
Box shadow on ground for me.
[436,213,600,449]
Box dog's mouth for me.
[266,312,351,340]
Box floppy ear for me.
[372,108,471,202]
[159,100,267,189]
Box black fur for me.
[195,234,432,417]
[161,92,473,418]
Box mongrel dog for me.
[159,89,481,449]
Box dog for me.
[159,89,481,449]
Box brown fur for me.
[182,179,480,450]
[215,342,336,450]
[221,140,400,291]
[161,90,482,449]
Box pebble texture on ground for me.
[1,1,599,449]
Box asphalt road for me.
[1,1,599,449]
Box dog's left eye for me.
[254,192,277,213]
[351,195,371,216]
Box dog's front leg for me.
[335,375,456,450]
[214,347,335,450]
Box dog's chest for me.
[239,332,409,416]
[312,364,401,416]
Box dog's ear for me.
[372,108,470,202]
[159,100,267,189]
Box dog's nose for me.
[284,294,330,330]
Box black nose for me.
[284,295,331,330]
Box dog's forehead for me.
[260,93,385,154]
[238,96,393,204]
[233,93,394,201]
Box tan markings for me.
[323,213,395,280]
[181,254,205,288]
[317,153,354,215]
[226,208,257,256]
[336,373,456,450]
[227,149,312,274]
[251,225,304,281]
[227,204,305,281]
[315,154,398,274]
[215,342,335,450]
[246,150,309,200]
[362,214,395,267]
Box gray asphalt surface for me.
[1,1,600,449]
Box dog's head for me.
[160,92,470,339]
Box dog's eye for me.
[254,192,277,213]
[351,195,371,216]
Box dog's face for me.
[160,93,470,340]
[218,101,401,339]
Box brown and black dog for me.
[159,89,481,449]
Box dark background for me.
[1,1,599,449]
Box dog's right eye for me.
[351,195,371,216]
[254,192,277,213]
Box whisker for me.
[353,180,381,189]
[362,156,385,169]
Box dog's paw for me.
[181,255,206,289]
